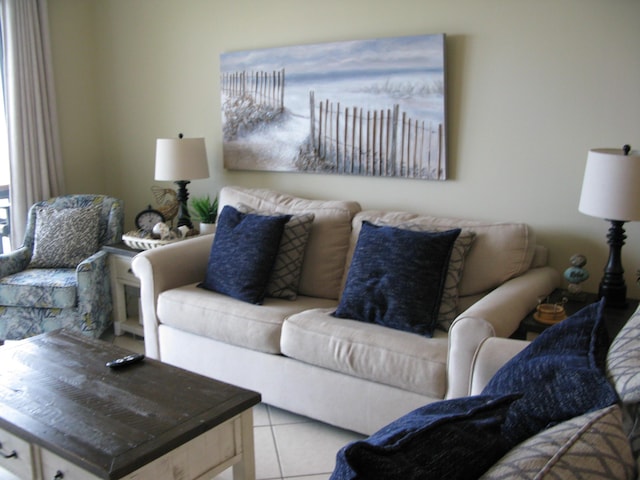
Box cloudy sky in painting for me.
[220,34,445,79]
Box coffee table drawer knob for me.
[0,441,17,459]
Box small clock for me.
[135,205,165,233]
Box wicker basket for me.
[122,232,180,251]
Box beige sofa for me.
[133,186,561,435]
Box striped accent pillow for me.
[237,204,314,300]
[607,306,640,462]
[480,405,635,479]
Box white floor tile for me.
[273,421,363,478]
[254,425,283,479]
[0,468,19,480]
[253,403,271,427]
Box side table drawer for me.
[0,427,34,479]
[111,255,139,285]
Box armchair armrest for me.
[76,250,109,303]
[0,246,31,278]
[469,337,529,395]
[132,234,214,358]
[445,266,560,399]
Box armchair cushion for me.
[29,205,101,268]
[0,268,77,308]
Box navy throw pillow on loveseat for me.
[333,221,460,337]
[199,205,291,304]
[482,298,619,445]
[330,394,520,480]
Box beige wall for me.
[48,0,640,297]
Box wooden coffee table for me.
[0,330,261,479]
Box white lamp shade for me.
[154,137,210,181]
[578,147,640,222]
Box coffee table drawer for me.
[41,415,241,480]
[41,449,101,480]
[0,427,34,479]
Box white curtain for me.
[0,0,65,247]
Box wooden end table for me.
[513,288,639,341]
[0,330,261,479]
[103,242,144,337]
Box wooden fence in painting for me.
[308,91,444,179]
[221,69,285,111]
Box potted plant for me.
[190,195,218,234]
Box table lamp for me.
[155,134,209,229]
[578,145,640,308]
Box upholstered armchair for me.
[0,195,123,340]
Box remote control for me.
[106,353,145,369]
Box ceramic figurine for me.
[152,222,171,240]
[564,253,589,295]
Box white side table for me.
[103,242,144,336]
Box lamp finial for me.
[623,144,631,156]
[178,133,184,139]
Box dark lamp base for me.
[174,180,193,230]
[598,219,628,309]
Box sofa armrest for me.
[445,266,560,399]
[132,234,214,358]
[469,337,529,395]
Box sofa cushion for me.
[480,405,635,480]
[219,186,361,299]
[237,204,315,300]
[334,222,460,336]
[0,268,77,308]
[158,284,337,354]
[199,205,291,304]
[348,211,536,298]
[607,304,640,462]
[281,308,449,398]
[30,205,101,268]
[482,299,618,445]
[331,394,519,480]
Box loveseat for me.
[331,300,640,479]
[133,186,560,435]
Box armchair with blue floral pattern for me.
[0,195,123,340]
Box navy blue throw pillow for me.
[199,205,291,304]
[330,394,520,480]
[333,222,460,337]
[482,299,618,445]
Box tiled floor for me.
[110,333,365,480]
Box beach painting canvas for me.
[220,34,447,180]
